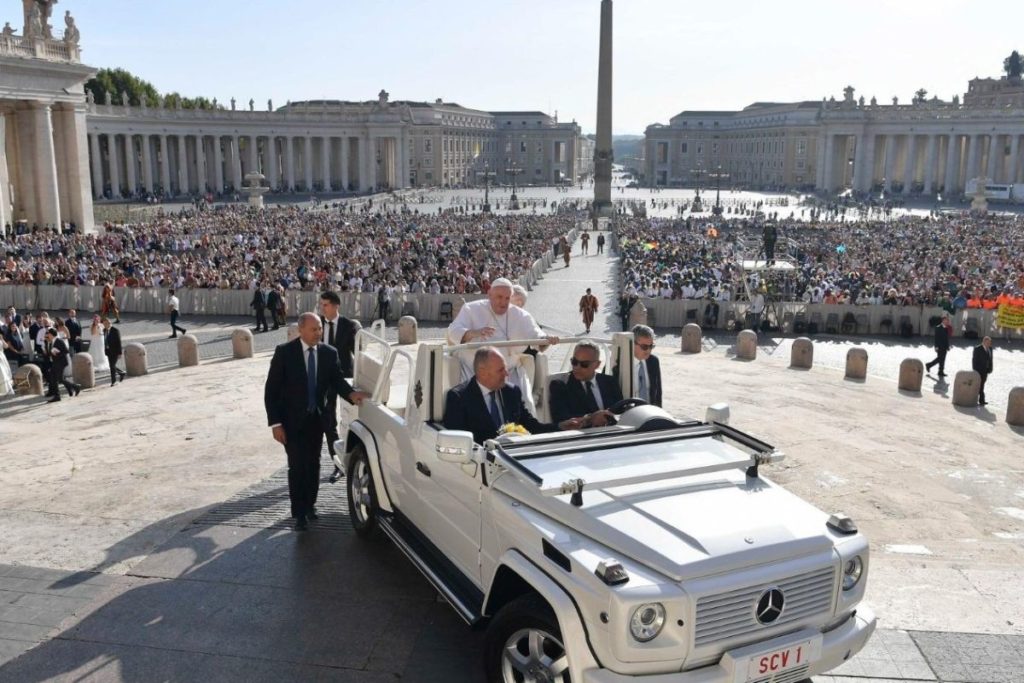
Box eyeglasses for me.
[570,358,597,368]
[637,343,656,351]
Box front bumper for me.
[583,605,877,682]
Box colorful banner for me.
[996,304,1024,329]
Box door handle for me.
[416,462,431,477]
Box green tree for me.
[85,68,159,106]
[163,92,219,110]
[1004,50,1023,79]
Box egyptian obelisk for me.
[593,0,613,215]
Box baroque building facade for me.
[644,77,1024,196]
[85,94,595,199]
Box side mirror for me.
[436,430,474,464]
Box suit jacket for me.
[321,315,361,377]
[266,290,281,312]
[972,344,993,375]
[444,380,558,444]
[250,289,266,310]
[548,373,624,423]
[613,355,663,408]
[933,324,950,351]
[106,326,123,357]
[50,337,71,374]
[264,338,356,434]
[65,318,82,344]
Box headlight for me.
[842,556,863,591]
[629,603,666,642]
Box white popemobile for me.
[335,328,875,683]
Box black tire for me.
[485,594,570,683]
[346,445,380,539]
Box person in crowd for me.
[548,341,620,427]
[65,308,83,353]
[627,324,662,407]
[100,283,120,323]
[580,230,590,255]
[264,312,368,531]
[443,346,581,444]
[318,290,362,484]
[102,317,126,385]
[88,313,109,374]
[596,232,605,254]
[925,313,952,377]
[44,327,80,402]
[579,288,599,335]
[971,336,993,406]
[250,284,268,333]
[166,289,186,338]
[266,286,282,330]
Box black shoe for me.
[925,363,934,371]
[169,335,177,339]
[182,329,187,334]
[979,400,988,406]
[73,384,82,397]
[111,381,117,387]
[938,372,947,377]
[119,372,126,383]
[47,396,60,403]
[308,508,319,520]
[329,467,343,483]
[115,319,121,324]
[295,516,308,531]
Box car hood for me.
[501,470,834,582]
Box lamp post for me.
[690,165,706,212]
[505,159,523,210]
[476,159,495,213]
[709,165,730,216]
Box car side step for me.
[378,514,485,626]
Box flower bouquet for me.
[497,423,530,437]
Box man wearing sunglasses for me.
[629,324,662,407]
[549,341,621,427]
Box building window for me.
[697,144,703,156]
[681,142,688,154]
[520,141,527,153]
[424,139,432,153]
[796,140,806,155]
[536,141,543,154]
[657,142,668,164]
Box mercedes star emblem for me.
[755,588,785,625]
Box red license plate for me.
[746,639,815,681]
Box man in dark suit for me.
[266,287,282,330]
[44,328,80,402]
[102,317,127,386]
[925,314,952,377]
[444,347,581,443]
[972,336,994,406]
[65,309,83,353]
[614,324,662,407]
[549,341,621,427]
[319,290,362,482]
[265,312,369,531]
[250,286,268,333]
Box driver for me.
[548,341,620,428]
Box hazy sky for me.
[56,0,1023,134]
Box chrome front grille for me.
[694,566,835,648]
[751,665,810,683]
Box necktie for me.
[328,321,335,348]
[306,347,317,413]
[489,391,502,427]
[638,362,649,401]
[585,380,599,412]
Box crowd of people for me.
[0,205,582,296]
[617,212,1024,309]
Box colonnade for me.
[88,131,406,198]
[818,131,1024,194]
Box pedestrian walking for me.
[166,289,187,338]
[925,314,952,377]
[972,336,993,406]
[561,236,570,268]
[250,285,269,332]
[596,232,605,254]
[580,230,590,255]
[579,288,599,335]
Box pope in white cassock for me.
[447,278,558,415]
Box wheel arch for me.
[484,550,601,678]
[343,421,394,513]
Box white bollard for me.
[736,329,758,360]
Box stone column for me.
[266,137,279,189]
[340,136,350,190]
[247,135,258,176]
[964,134,980,182]
[108,134,122,199]
[815,133,827,189]
[53,105,95,233]
[901,134,917,193]
[124,135,137,195]
[321,136,331,190]
[357,136,369,191]
[1008,134,1021,184]
[821,134,835,191]
[195,135,207,192]
[176,135,188,194]
[303,136,314,190]
[943,134,960,193]
[33,104,62,227]
[986,134,1001,182]
[882,135,896,192]
[852,133,869,191]
[159,134,171,195]
[398,130,409,189]
[0,116,8,229]
[285,136,295,190]
[141,134,154,193]
[231,136,243,190]
[89,132,103,198]
[213,136,225,193]
[923,135,937,194]
[593,0,613,213]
